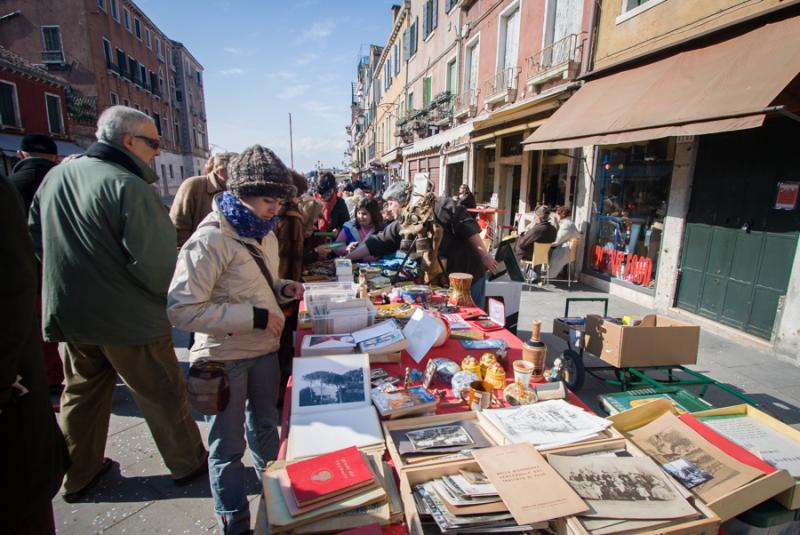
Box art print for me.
[662,458,712,488]
[292,354,370,414]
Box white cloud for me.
[265,70,297,81]
[219,68,246,76]
[223,47,244,55]
[278,84,311,100]
[296,53,318,66]
[293,18,336,45]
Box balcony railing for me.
[483,67,516,105]
[41,50,65,64]
[67,93,97,124]
[525,33,581,86]
[454,88,477,117]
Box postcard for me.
[406,424,474,451]
[391,420,493,456]
[459,338,507,350]
[662,458,712,489]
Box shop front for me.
[584,138,674,292]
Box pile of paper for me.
[335,258,353,282]
[479,399,612,449]
[308,297,375,334]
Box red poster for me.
[775,182,799,210]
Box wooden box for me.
[547,438,721,535]
[584,314,699,368]
[609,399,795,521]
[692,404,800,510]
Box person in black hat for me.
[315,171,350,235]
[8,133,60,214]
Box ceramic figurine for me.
[485,362,506,390]
[546,358,565,383]
[461,354,481,378]
[479,352,497,377]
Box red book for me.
[678,413,777,474]
[285,446,374,506]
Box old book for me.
[288,354,384,459]
[371,386,437,419]
[285,446,374,507]
[473,443,588,525]
[624,411,763,504]
[352,319,408,355]
[547,453,699,520]
[300,334,355,356]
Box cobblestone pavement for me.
[53,283,800,533]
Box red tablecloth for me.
[278,309,590,460]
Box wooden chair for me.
[548,238,580,288]
[522,241,553,287]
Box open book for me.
[288,354,384,460]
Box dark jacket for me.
[515,221,557,262]
[1,177,69,529]
[276,201,305,282]
[458,191,476,211]
[365,197,485,284]
[29,141,177,345]
[327,196,350,234]
[169,172,226,247]
[8,157,57,214]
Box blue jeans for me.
[206,354,280,535]
[471,274,487,310]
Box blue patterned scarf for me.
[218,191,278,240]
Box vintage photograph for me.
[406,424,475,450]
[297,367,366,407]
[662,458,712,489]
[565,466,675,501]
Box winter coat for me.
[169,172,226,247]
[552,218,581,248]
[515,221,557,262]
[276,201,305,282]
[167,200,294,362]
[1,177,69,529]
[28,141,177,346]
[8,157,57,214]
[320,196,350,234]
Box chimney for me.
[391,4,401,22]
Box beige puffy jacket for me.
[167,201,293,362]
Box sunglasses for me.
[135,135,161,150]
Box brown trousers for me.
[60,338,205,493]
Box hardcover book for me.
[285,446,375,507]
[300,334,356,356]
[352,320,408,355]
[371,386,437,419]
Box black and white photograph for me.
[662,458,713,489]
[291,355,371,414]
[406,424,475,450]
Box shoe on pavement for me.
[173,451,209,487]
[62,457,114,503]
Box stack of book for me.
[300,320,407,363]
[264,446,403,533]
[308,297,376,334]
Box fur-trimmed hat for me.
[317,172,337,195]
[227,145,296,199]
[382,181,411,205]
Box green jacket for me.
[29,141,177,345]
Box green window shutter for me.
[423,77,432,107]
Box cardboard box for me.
[382,411,499,472]
[692,404,800,511]
[547,438,721,535]
[553,316,586,345]
[585,314,700,368]
[609,399,795,521]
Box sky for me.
[136,0,395,173]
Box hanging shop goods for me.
[522,320,547,380]
[397,188,447,286]
[447,272,476,307]
[586,140,674,290]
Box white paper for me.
[288,405,384,459]
[351,319,401,345]
[702,416,800,477]
[488,298,505,327]
[402,309,444,363]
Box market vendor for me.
[347,181,497,306]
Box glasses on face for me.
[135,135,161,150]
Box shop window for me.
[500,133,523,157]
[585,139,674,290]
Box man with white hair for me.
[29,106,207,502]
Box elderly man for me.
[29,106,207,502]
[170,151,237,247]
[348,181,497,307]
[514,205,557,266]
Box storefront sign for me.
[775,181,799,210]
[591,246,653,287]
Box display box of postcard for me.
[547,437,721,535]
[692,403,800,510]
[608,399,795,522]
[383,411,499,472]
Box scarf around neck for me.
[318,193,338,231]
[218,191,278,240]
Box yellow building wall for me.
[594,0,798,70]
[376,13,409,159]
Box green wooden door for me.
[677,118,800,340]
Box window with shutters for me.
[403,28,410,61]
[45,93,64,134]
[140,65,147,87]
[116,48,126,75]
[41,26,64,63]
[110,0,119,22]
[445,0,457,13]
[465,36,480,90]
[0,80,21,127]
[110,92,118,105]
[446,58,457,95]
[423,76,432,107]
[102,38,112,68]
[153,112,161,135]
[393,43,399,74]
[123,8,130,31]
[410,18,418,56]
[497,2,520,74]
[134,18,142,40]
[98,0,106,11]
[406,92,414,113]
[145,28,151,49]
[423,0,438,39]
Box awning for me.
[0,132,85,157]
[523,15,800,150]
[403,122,474,157]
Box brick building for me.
[0,0,209,199]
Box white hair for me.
[95,105,154,145]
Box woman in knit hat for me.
[167,145,303,535]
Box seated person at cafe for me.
[514,205,557,265]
